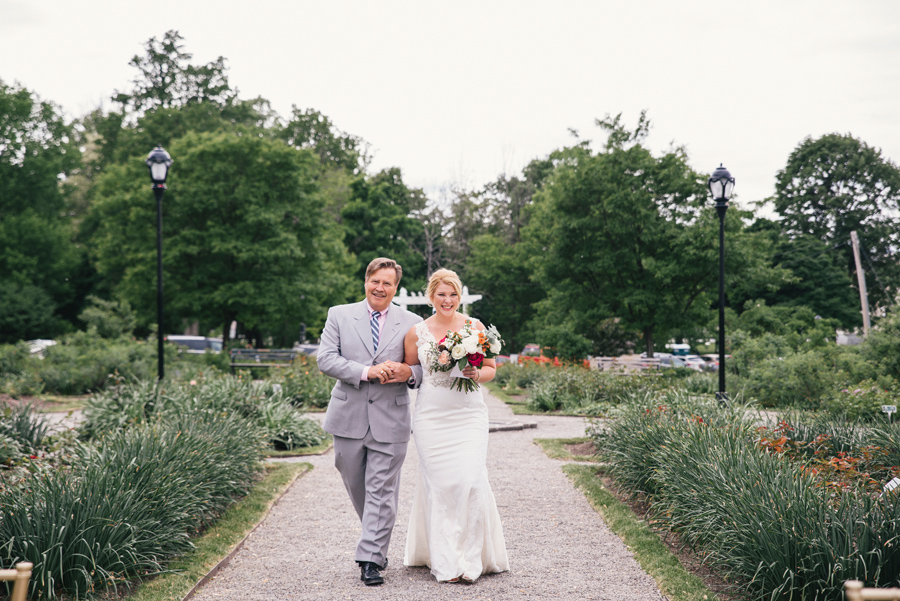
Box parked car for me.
[658,356,687,369]
[700,354,718,371]
[166,335,223,354]
[682,355,706,371]
[700,354,732,372]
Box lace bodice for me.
[415,321,455,389]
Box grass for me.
[533,437,604,463]
[124,461,310,601]
[563,464,719,601]
[265,434,333,457]
[484,382,542,415]
[485,382,527,404]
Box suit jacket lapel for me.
[353,301,376,357]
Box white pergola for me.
[394,286,482,315]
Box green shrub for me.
[77,296,136,339]
[0,433,23,465]
[679,371,717,394]
[596,397,900,600]
[867,420,900,469]
[741,350,838,408]
[0,343,28,376]
[268,356,333,409]
[527,367,666,415]
[862,309,900,381]
[81,376,326,450]
[650,420,900,598]
[0,412,264,599]
[729,330,795,376]
[772,411,870,456]
[822,381,900,421]
[0,403,51,454]
[1,370,45,397]
[494,362,552,391]
[34,332,164,394]
[593,390,748,495]
[256,398,327,449]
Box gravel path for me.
[189,391,665,601]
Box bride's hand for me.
[462,365,480,381]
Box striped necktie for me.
[371,310,381,351]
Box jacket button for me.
[368,400,373,404]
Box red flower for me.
[469,353,484,367]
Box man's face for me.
[365,267,398,312]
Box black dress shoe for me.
[359,562,384,586]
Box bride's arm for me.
[403,326,420,366]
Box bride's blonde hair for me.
[426,269,463,306]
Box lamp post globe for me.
[708,163,734,406]
[708,164,735,203]
[146,146,172,187]
[147,146,172,381]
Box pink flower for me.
[438,350,451,365]
[190,380,197,386]
[469,353,484,367]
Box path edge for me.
[181,463,311,601]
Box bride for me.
[402,268,509,583]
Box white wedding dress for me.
[403,321,509,582]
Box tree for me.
[113,30,236,114]
[88,30,271,171]
[439,186,489,270]
[0,78,82,339]
[0,283,60,344]
[774,133,900,308]
[482,157,553,244]
[463,233,544,352]
[277,107,369,174]
[524,115,780,357]
[88,130,354,344]
[341,168,429,292]
[735,219,861,328]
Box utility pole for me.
[850,231,871,337]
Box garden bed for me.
[591,390,900,600]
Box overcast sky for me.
[2,0,899,213]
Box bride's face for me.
[431,283,460,317]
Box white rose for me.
[451,344,467,360]
[462,335,479,355]
[489,341,501,354]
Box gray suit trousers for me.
[333,429,408,566]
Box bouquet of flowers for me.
[428,319,503,392]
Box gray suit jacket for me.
[319,300,423,444]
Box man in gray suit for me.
[318,257,423,586]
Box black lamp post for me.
[146,146,172,381]
[708,164,735,406]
